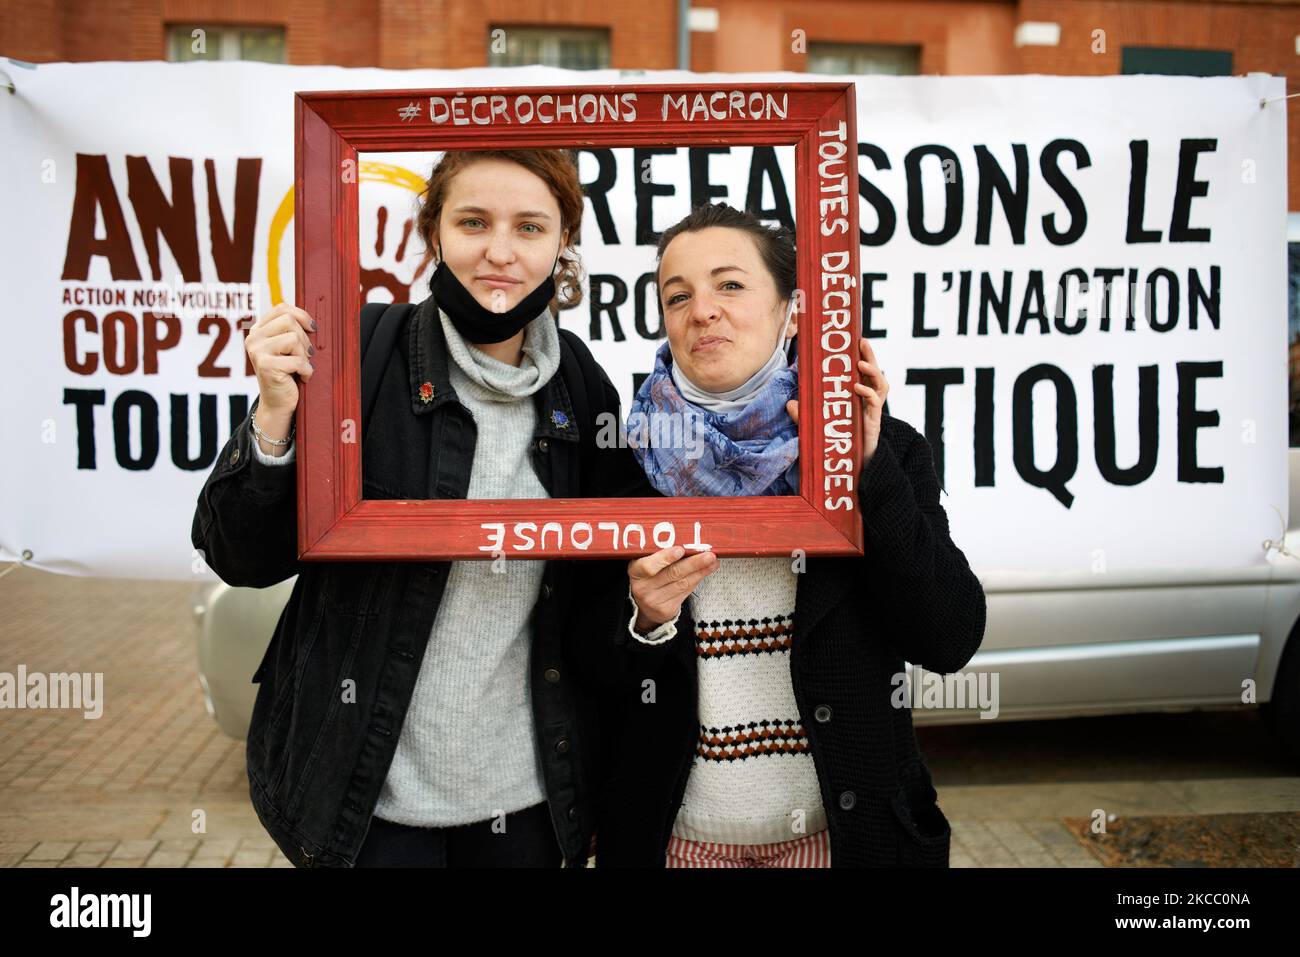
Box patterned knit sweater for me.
[630,556,828,844]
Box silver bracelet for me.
[251,410,294,447]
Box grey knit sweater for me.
[252,303,562,826]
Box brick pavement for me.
[0,563,292,867]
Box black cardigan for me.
[592,411,988,867]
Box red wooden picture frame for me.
[294,81,863,560]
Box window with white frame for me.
[487,26,610,70]
[166,24,286,63]
[807,42,920,76]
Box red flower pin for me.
[418,381,434,404]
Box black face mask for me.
[429,243,561,344]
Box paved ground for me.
[1,561,1297,867]
[0,563,290,867]
[918,703,1300,866]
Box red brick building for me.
[2,1,1295,200]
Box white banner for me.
[0,60,1287,580]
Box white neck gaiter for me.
[670,299,796,414]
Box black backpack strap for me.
[557,327,605,497]
[360,301,413,438]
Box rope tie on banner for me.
[0,56,37,93]
[1260,91,1300,108]
[1262,506,1300,561]
[0,550,34,580]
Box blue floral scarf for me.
[625,340,800,496]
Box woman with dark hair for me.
[191,149,647,868]
[594,202,987,867]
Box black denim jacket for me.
[191,294,655,867]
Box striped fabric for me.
[669,556,826,845]
[665,829,831,868]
